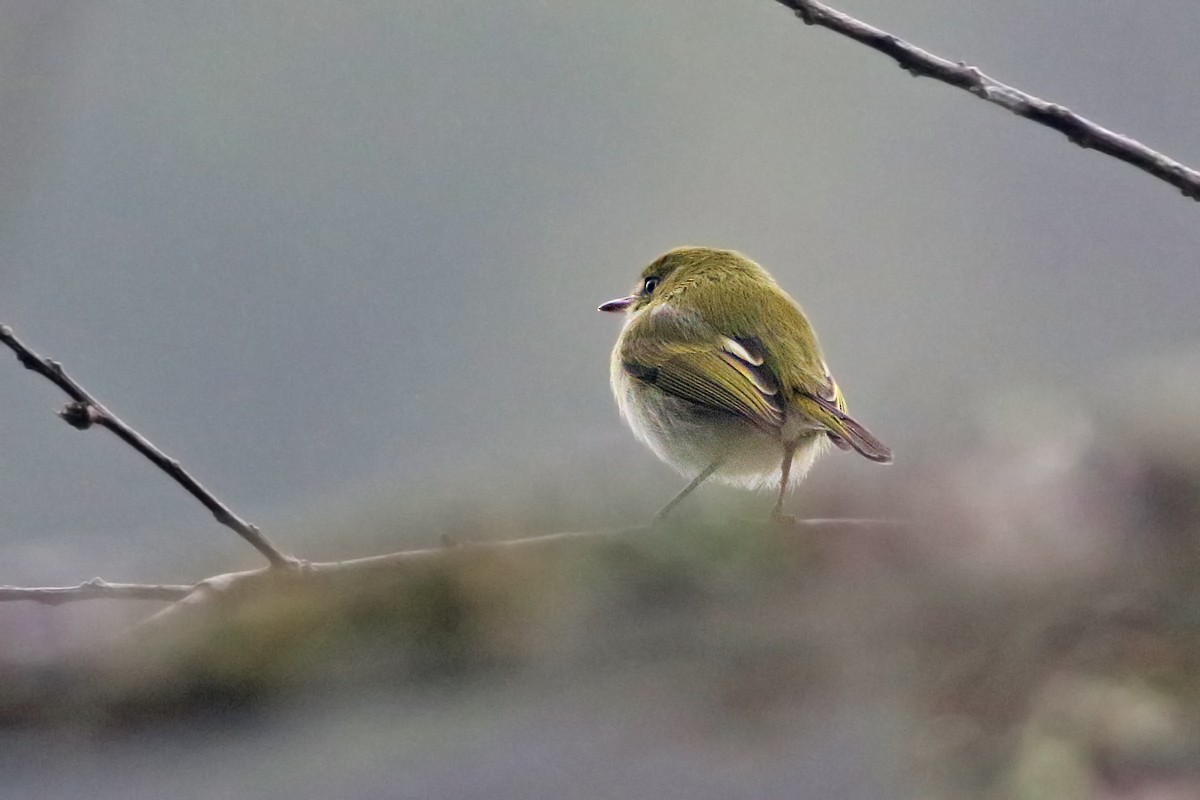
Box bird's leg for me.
[771,442,798,520]
[654,460,722,521]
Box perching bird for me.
[600,247,892,520]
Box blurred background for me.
[2,1,1200,798]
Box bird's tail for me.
[797,394,893,464]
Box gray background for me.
[4,3,1200,798]
[9,0,1200,575]
[1,0,1198,651]
[0,4,1195,633]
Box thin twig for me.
[0,324,297,568]
[0,517,903,611]
[772,0,1200,201]
[0,580,194,605]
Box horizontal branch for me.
[0,324,296,568]
[0,518,902,614]
[773,0,1200,201]
[0,579,194,605]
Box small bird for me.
[599,247,892,520]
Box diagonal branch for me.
[0,324,298,568]
[773,0,1200,202]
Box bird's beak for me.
[598,295,635,313]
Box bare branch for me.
[0,324,297,568]
[0,517,902,613]
[0,579,194,605]
[773,0,1200,202]
[134,517,903,630]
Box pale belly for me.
[611,365,828,490]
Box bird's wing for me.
[620,318,784,430]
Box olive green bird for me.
[599,247,892,520]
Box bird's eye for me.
[642,276,660,294]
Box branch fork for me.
[1,324,297,568]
